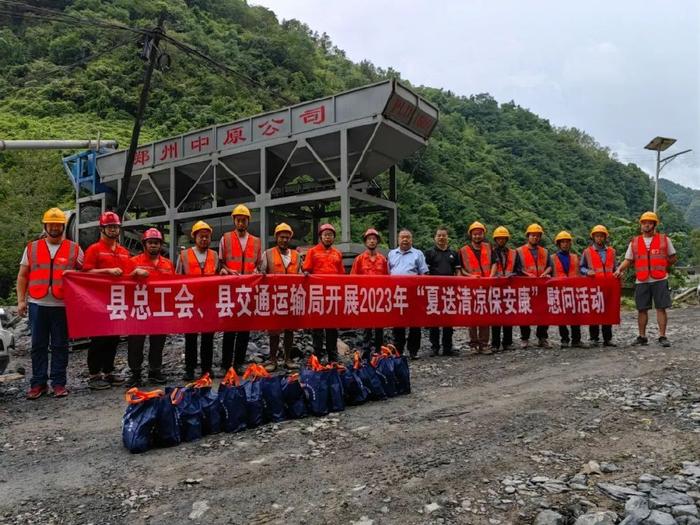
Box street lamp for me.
[644,136,692,213]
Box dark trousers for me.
[127,334,166,373]
[491,326,513,349]
[312,329,338,362]
[589,325,613,342]
[558,326,581,343]
[185,332,214,374]
[362,328,384,358]
[222,331,250,368]
[392,327,421,356]
[269,330,294,359]
[88,335,120,376]
[429,327,453,353]
[28,303,69,388]
[520,326,549,341]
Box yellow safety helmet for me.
[590,224,609,238]
[191,220,213,238]
[231,204,251,218]
[42,207,67,225]
[526,223,544,235]
[492,226,510,239]
[274,222,293,237]
[468,221,486,235]
[554,231,573,243]
[639,211,659,224]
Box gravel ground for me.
[0,307,698,525]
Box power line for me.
[6,35,135,91]
[0,0,148,36]
[0,1,296,106]
[160,33,296,105]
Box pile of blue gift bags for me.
[122,346,411,453]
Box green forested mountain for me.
[658,178,700,228]
[0,0,694,298]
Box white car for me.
[0,308,14,374]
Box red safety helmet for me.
[318,223,336,236]
[99,211,121,227]
[142,228,163,242]
[363,228,381,240]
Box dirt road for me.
[1,308,699,524]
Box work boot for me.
[537,338,552,349]
[104,373,125,386]
[88,375,110,390]
[283,344,299,370]
[266,334,280,372]
[125,373,143,388]
[148,369,167,385]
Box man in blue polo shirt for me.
[388,229,429,359]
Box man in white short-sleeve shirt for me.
[16,208,83,399]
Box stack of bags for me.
[122,345,411,453]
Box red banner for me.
[63,273,621,338]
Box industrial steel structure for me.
[64,80,438,258]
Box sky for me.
[253,0,700,189]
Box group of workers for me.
[16,205,676,400]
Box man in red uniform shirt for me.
[302,223,345,363]
[82,212,148,390]
[351,228,388,358]
[126,228,174,387]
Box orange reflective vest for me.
[517,245,548,276]
[551,252,579,277]
[179,248,217,276]
[264,247,300,274]
[632,234,668,281]
[492,247,516,276]
[582,246,615,278]
[221,232,260,274]
[27,239,80,300]
[460,243,491,277]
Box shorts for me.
[634,280,672,311]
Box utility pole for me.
[116,13,166,217]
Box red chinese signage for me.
[63,274,621,338]
[299,106,326,125]
[159,142,178,161]
[134,149,151,167]
[257,118,285,137]
[223,126,246,145]
[191,136,210,152]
